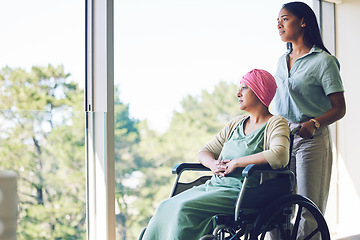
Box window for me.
[113,1,312,239]
[2,1,323,239]
[0,1,86,239]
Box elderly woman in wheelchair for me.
[139,69,330,240]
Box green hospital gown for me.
[142,118,267,240]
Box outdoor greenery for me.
[0,65,245,239]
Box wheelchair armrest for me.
[242,164,292,177]
[172,163,211,175]
[242,164,273,177]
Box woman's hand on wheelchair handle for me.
[297,122,315,139]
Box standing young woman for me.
[272,1,346,238]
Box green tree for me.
[113,86,142,240]
[0,65,86,239]
[0,66,147,240]
[0,64,247,240]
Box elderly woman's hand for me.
[212,159,229,177]
[216,159,239,177]
[222,159,239,176]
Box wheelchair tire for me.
[137,227,146,240]
[251,194,330,240]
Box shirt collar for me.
[286,44,322,54]
[310,45,322,53]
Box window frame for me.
[83,0,338,238]
[85,0,115,239]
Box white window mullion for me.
[85,0,115,239]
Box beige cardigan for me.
[198,115,290,169]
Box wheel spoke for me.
[291,205,303,239]
[304,227,320,240]
[252,195,330,240]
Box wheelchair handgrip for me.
[172,163,211,175]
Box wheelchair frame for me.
[169,128,331,240]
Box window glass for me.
[0,1,85,239]
[113,0,312,239]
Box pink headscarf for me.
[240,69,277,107]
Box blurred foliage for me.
[0,65,246,239]
[0,65,86,239]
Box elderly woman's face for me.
[236,83,259,110]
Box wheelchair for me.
[139,128,331,240]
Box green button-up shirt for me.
[271,45,344,123]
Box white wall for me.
[334,0,360,237]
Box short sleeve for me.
[321,56,344,95]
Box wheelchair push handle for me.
[291,126,301,136]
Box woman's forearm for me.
[314,92,346,127]
[233,152,268,167]
[198,151,217,169]
[299,92,345,139]
[222,152,268,175]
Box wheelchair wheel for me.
[251,194,330,240]
[137,227,146,240]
